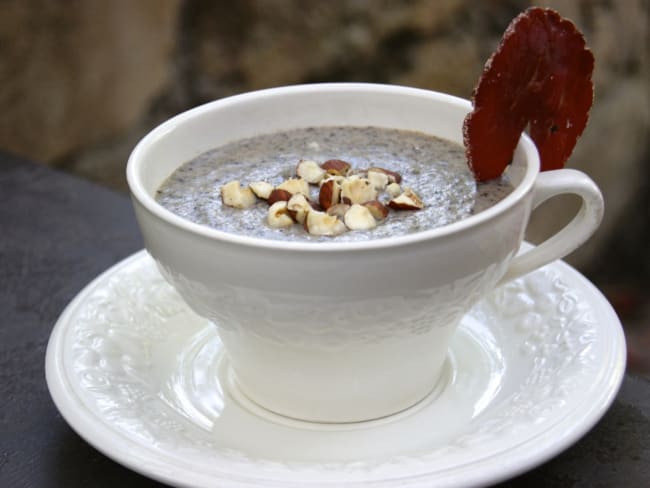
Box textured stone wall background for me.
[1,1,649,367]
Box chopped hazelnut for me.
[344,204,377,230]
[367,170,389,191]
[318,178,341,210]
[287,193,312,224]
[249,181,274,200]
[296,159,326,184]
[388,188,424,210]
[321,159,351,176]
[363,200,389,220]
[267,188,293,206]
[326,203,351,219]
[368,167,402,184]
[221,180,257,209]
[267,201,294,227]
[340,177,378,205]
[386,182,402,198]
[304,210,347,236]
[277,177,310,196]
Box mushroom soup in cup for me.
[127,83,603,423]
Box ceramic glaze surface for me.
[46,250,626,487]
[154,254,512,346]
[127,84,604,422]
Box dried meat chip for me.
[463,7,595,181]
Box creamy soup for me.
[156,126,513,242]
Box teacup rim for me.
[127,83,540,252]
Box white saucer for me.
[46,248,626,487]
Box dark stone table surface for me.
[1,152,648,487]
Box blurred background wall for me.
[1,0,648,371]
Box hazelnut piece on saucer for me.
[221,180,257,209]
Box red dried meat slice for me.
[463,8,595,181]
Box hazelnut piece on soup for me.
[318,178,342,210]
[287,193,312,224]
[249,181,274,200]
[388,188,424,210]
[304,210,347,236]
[267,201,294,228]
[340,177,377,205]
[296,159,327,184]
[344,204,377,230]
[277,177,310,197]
[363,200,389,220]
[221,180,257,209]
[368,167,402,184]
[321,159,351,176]
[267,188,293,206]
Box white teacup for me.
[127,84,603,423]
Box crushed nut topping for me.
[221,160,423,236]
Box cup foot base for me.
[225,356,453,431]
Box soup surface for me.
[156,126,513,241]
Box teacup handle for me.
[499,169,604,284]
